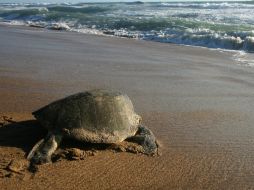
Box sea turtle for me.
[28,89,158,164]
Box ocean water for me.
[0,1,254,63]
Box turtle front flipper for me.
[128,125,158,155]
[27,132,62,164]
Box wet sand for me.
[1,24,254,189]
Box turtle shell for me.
[33,89,141,143]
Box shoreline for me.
[3,21,254,68]
[1,24,254,189]
[1,22,251,64]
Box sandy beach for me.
[1,24,254,189]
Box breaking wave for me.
[1,1,254,52]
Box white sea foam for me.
[8,20,25,25]
[71,28,104,35]
[233,51,254,67]
[46,22,70,30]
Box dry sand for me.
[1,24,254,189]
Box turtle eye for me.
[136,115,142,123]
[134,115,142,124]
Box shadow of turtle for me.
[0,120,114,157]
[60,139,111,151]
[0,120,115,173]
[0,120,47,154]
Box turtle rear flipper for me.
[27,133,62,164]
